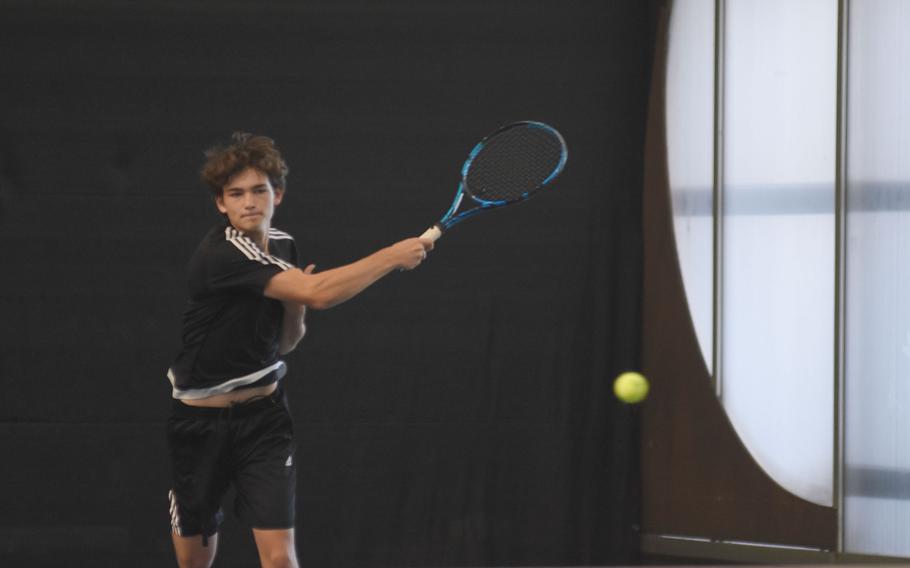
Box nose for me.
[243,191,256,208]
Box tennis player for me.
[166,132,432,568]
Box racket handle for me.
[420,225,443,242]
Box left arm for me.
[279,301,307,355]
[277,263,315,354]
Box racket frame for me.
[423,121,567,240]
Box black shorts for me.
[166,386,296,537]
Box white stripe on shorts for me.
[169,489,183,536]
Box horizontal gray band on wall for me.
[846,465,910,500]
[671,182,910,216]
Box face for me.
[216,167,284,236]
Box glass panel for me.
[844,0,910,556]
[666,0,715,374]
[722,0,836,506]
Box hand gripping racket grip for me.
[419,225,443,242]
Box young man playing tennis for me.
[167,132,432,568]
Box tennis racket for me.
[420,121,568,241]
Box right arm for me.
[264,237,433,309]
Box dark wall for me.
[0,1,650,566]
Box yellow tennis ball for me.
[613,371,649,404]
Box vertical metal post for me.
[833,0,850,554]
[712,0,726,399]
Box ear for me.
[274,187,285,206]
[215,194,228,214]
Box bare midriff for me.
[179,382,278,408]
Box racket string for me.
[464,125,565,202]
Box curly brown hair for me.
[201,132,289,197]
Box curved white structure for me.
[666,0,836,508]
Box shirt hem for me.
[168,361,287,400]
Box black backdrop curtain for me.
[0,1,651,566]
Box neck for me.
[235,223,269,252]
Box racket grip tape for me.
[419,225,443,242]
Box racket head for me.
[460,121,568,206]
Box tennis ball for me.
[613,371,649,404]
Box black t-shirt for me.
[167,223,298,399]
